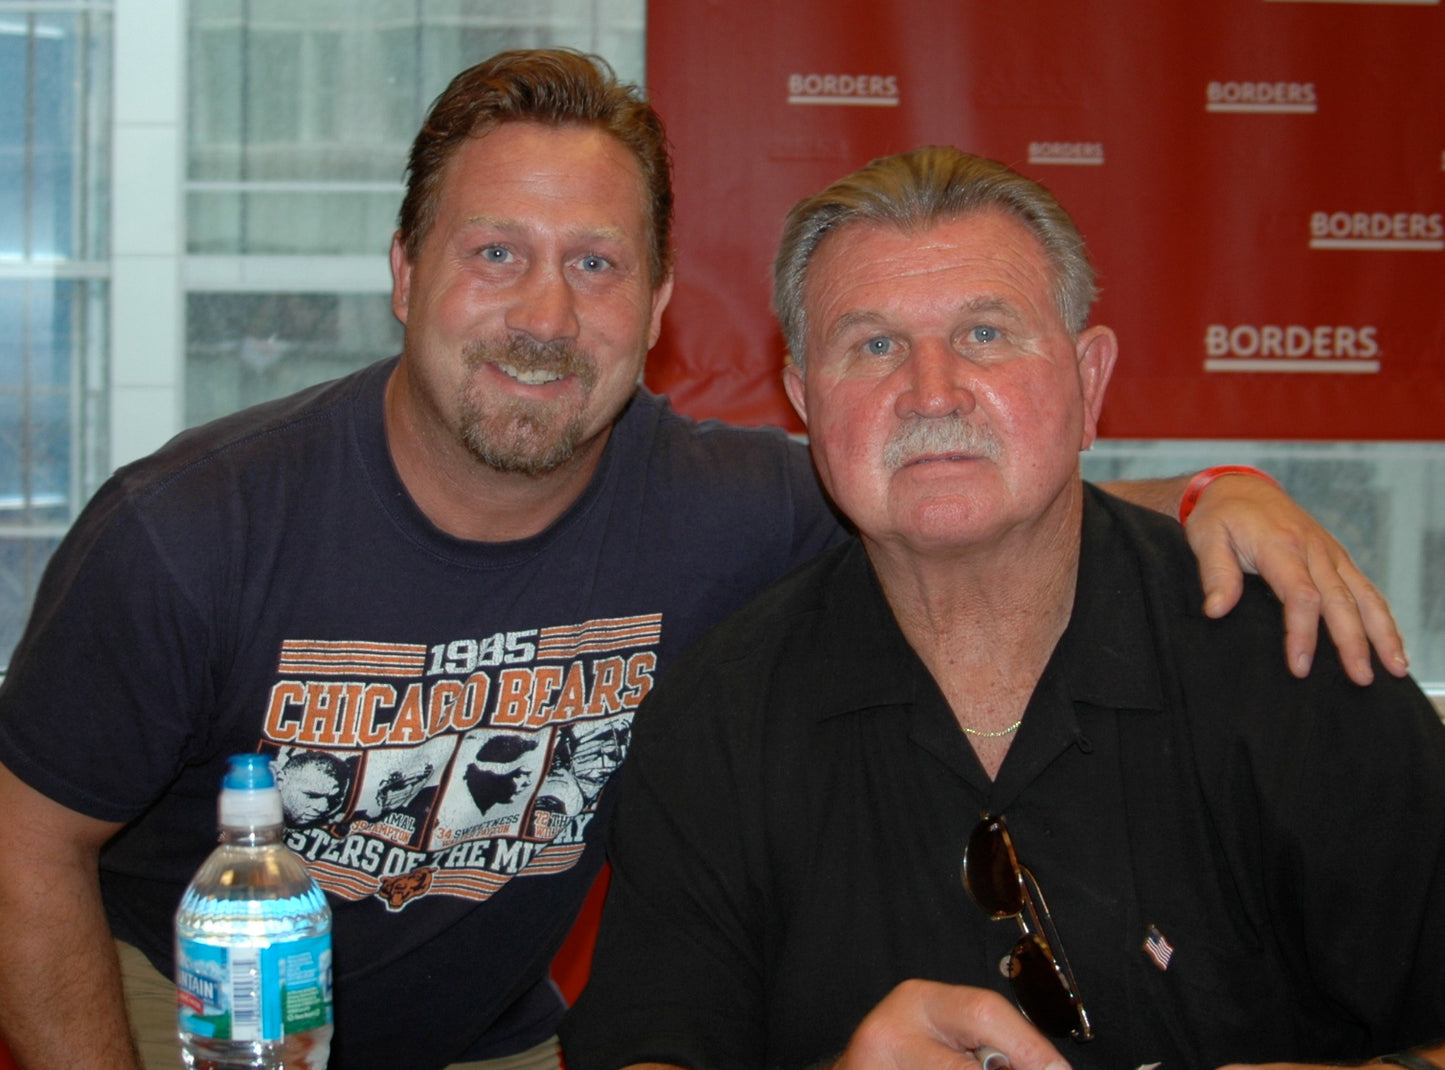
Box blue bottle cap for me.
[219,754,283,829]
[224,753,277,791]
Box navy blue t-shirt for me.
[0,357,843,1070]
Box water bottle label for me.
[276,934,333,1034]
[177,934,333,1041]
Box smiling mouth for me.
[463,334,596,397]
[495,362,567,386]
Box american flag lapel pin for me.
[1143,924,1175,971]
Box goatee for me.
[457,335,598,476]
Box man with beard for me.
[0,49,1410,1070]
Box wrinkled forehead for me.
[802,210,1056,323]
[811,206,1046,280]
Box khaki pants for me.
[117,941,562,1070]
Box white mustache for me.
[882,417,1001,470]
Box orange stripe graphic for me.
[536,614,662,659]
[279,639,427,677]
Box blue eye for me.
[865,336,894,356]
[970,325,999,343]
[480,245,511,263]
[578,255,611,272]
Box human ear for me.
[389,232,413,326]
[645,274,675,350]
[783,363,809,426]
[1075,325,1118,450]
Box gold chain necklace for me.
[959,719,1023,739]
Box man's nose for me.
[894,339,977,420]
[505,264,581,342]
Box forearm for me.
[0,864,142,1069]
[1098,474,1190,518]
[0,763,140,1070]
[1216,1040,1445,1070]
[1379,1042,1445,1069]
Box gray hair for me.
[772,147,1098,369]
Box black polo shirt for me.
[562,486,1445,1070]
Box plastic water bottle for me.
[175,754,333,1068]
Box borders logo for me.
[787,72,899,107]
[1206,81,1316,113]
[1310,211,1444,251]
[1203,323,1380,373]
[1027,142,1105,166]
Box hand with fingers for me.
[830,980,1071,1070]
[1182,469,1407,686]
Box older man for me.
[0,49,1411,1070]
[560,148,1445,1070]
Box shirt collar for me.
[1055,485,1164,715]
[806,487,1164,724]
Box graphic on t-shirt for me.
[275,748,357,829]
[349,734,452,844]
[431,728,546,846]
[530,717,629,839]
[258,614,659,911]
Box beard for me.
[457,334,600,476]
[882,415,1002,470]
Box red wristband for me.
[1178,465,1282,525]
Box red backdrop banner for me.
[642,0,1444,440]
